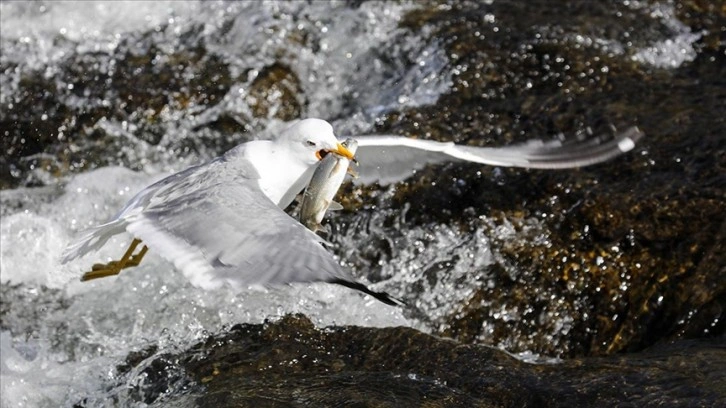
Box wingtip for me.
[328,278,405,307]
[617,137,636,153]
[616,126,645,153]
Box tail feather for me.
[61,221,126,264]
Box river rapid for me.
[1,1,724,406]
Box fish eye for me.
[306,140,316,147]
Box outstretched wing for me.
[350,126,643,184]
[124,157,349,291]
[61,159,228,264]
[64,149,401,305]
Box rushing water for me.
[0,2,440,405]
[1,1,719,406]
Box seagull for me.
[62,118,643,305]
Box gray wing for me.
[124,159,350,290]
[351,126,643,185]
[62,160,223,263]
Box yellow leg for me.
[81,239,148,282]
[126,244,148,267]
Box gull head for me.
[279,118,355,166]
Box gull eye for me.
[306,140,316,147]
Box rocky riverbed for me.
[1,1,724,406]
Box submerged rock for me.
[114,314,726,407]
[0,23,237,188]
[247,63,306,121]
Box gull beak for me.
[318,143,357,163]
[333,142,356,161]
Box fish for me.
[299,138,358,233]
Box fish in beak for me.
[301,138,359,233]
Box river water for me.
[1,1,723,406]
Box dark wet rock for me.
[115,314,726,407]
[322,0,726,358]
[0,24,241,188]
[675,0,726,53]
[0,14,318,190]
[247,63,306,121]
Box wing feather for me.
[351,126,643,184]
[126,171,349,290]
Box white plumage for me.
[62,119,374,294]
[62,118,642,305]
[351,126,643,185]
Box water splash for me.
[2,2,449,404]
[630,3,702,68]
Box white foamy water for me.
[0,1,454,406]
[1,165,423,406]
[559,2,701,69]
[630,3,702,68]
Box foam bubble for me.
[1,213,69,287]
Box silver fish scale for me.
[300,138,359,233]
